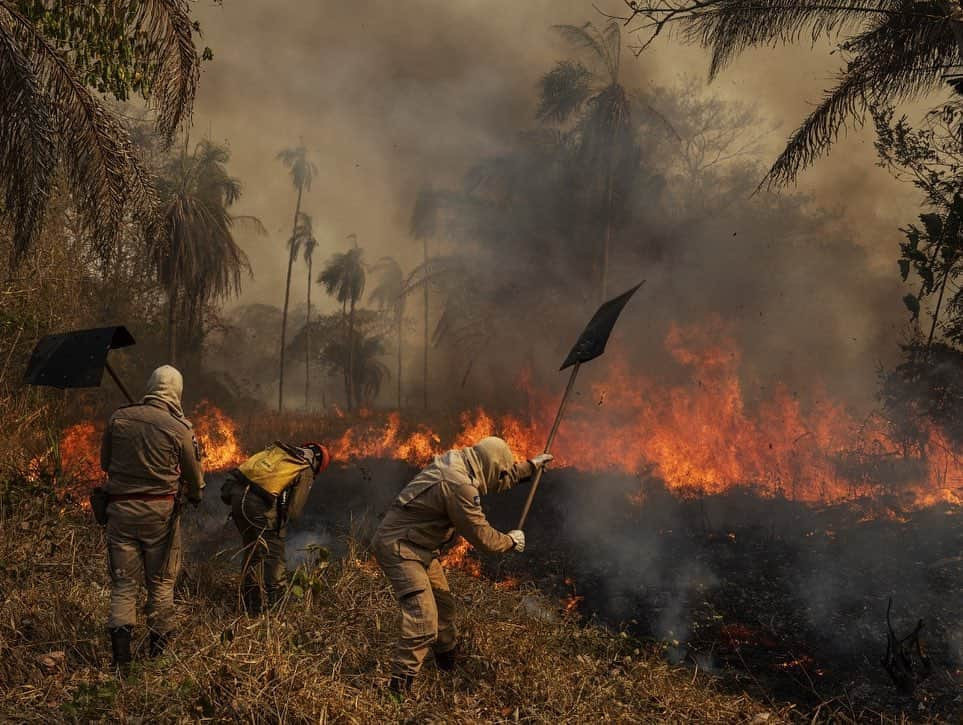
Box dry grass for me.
[0,482,800,724]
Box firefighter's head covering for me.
[464,436,517,495]
[143,365,184,417]
[300,442,330,474]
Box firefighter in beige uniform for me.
[372,436,552,691]
[99,365,204,670]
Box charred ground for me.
[193,459,961,721]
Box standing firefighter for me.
[373,436,552,693]
[220,441,330,614]
[99,365,204,672]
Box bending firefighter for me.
[99,365,205,672]
[372,436,552,693]
[220,441,330,614]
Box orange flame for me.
[47,317,963,513]
[320,317,963,509]
[192,399,244,471]
[440,537,482,577]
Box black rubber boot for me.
[242,586,262,616]
[109,626,132,675]
[388,673,414,697]
[266,586,285,611]
[435,646,459,671]
[148,630,171,658]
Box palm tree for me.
[296,214,319,410]
[149,139,258,364]
[623,0,963,187]
[410,185,438,409]
[276,145,318,411]
[0,0,199,264]
[537,21,635,301]
[369,256,406,409]
[318,237,366,411]
[320,327,390,409]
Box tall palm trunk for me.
[278,184,304,411]
[601,170,613,303]
[348,297,357,411]
[341,300,351,410]
[423,237,429,410]
[167,280,178,364]
[600,102,619,304]
[305,254,312,410]
[928,262,954,347]
[396,312,402,410]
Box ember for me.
[494,576,520,590]
[561,577,583,613]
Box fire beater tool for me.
[516,281,644,529]
[23,325,137,403]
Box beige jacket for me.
[100,399,204,498]
[374,447,534,561]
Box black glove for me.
[188,493,203,507]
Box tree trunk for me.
[928,263,954,347]
[423,237,429,410]
[305,254,312,410]
[341,300,351,410]
[167,280,178,365]
[348,297,356,411]
[600,131,617,304]
[397,312,403,410]
[278,184,303,412]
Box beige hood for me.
[463,436,516,495]
[143,365,185,418]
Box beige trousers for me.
[105,499,180,633]
[375,543,457,676]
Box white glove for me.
[507,529,526,552]
[529,453,554,469]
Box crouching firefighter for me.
[98,365,205,673]
[220,441,330,614]
[372,436,552,694]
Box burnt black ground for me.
[187,460,963,721]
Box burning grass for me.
[0,484,804,724]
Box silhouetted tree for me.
[369,256,406,409]
[318,238,366,410]
[150,140,258,364]
[276,145,317,410]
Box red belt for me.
[108,493,176,502]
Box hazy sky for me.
[189,1,942,314]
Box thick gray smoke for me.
[191,1,924,415]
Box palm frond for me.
[553,22,608,69]
[277,146,318,192]
[537,60,594,123]
[681,0,900,79]
[131,0,200,141]
[553,21,622,83]
[1,2,157,262]
[0,20,56,262]
[318,247,366,305]
[763,8,956,187]
[368,256,405,313]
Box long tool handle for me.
[516,362,581,529]
[104,359,135,404]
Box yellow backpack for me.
[239,442,312,497]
